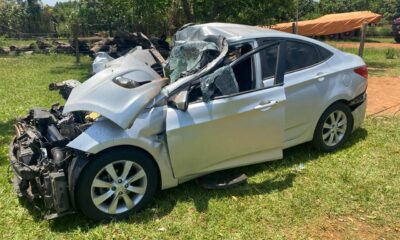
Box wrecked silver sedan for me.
[10,23,367,221]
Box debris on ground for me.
[292,163,306,173]
[90,31,170,58]
[197,171,248,189]
[49,80,81,100]
[0,31,170,58]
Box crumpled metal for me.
[166,41,220,82]
[200,66,239,102]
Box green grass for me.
[0,38,37,48]
[336,47,400,77]
[325,37,395,44]
[366,37,396,44]
[0,54,399,239]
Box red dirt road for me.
[332,42,400,49]
[367,76,400,116]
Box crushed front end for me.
[9,104,93,219]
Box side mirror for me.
[168,89,189,111]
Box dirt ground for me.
[332,42,400,49]
[286,215,400,240]
[367,77,400,116]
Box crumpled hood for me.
[63,58,167,129]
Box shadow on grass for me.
[46,128,368,233]
[49,63,92,81]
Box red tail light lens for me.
[354,66,368,79]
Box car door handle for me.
[315,72,326,82]
[254,100,278,111]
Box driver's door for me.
[166,41,287,178]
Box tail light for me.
[354,66,368,79]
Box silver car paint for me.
[63,63,166,129]
[67,107,179,189]
[66,23,367,190]
[166,86,286,178]
[92,47,157,74]
[279,52,366,149]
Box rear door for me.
[259,38,334,146]
[166,42,287,178]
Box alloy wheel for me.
[90,160,147,215]
[322,110,348,147]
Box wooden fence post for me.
[359,22,368,58]
[71,22,80,64]
[292,22,297,34]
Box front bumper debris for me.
[8,106,92,219]
[9,138,74,219]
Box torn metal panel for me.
[200,66,239,102]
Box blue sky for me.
[42,0,70,6]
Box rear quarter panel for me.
[283,50,367,149]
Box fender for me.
[67,109,178,190]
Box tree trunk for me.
[181,0,195,22]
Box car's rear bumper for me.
[352,97,367,131]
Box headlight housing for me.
[112,70,154,88]
[112,75,140,88]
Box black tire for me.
[312,103,353,152]
[76,148,159,221]
[395,36,400,43]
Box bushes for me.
[367,24,393,37]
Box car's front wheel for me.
[76,148,158,221]
[312,103,353,152]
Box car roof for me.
[183,22,338,52]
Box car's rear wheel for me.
[312,103,353,152]
[76,149,158,221]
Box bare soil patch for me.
[367,77,400,116]
[286,216,400,240]
[332,42,400,49]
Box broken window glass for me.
[166,41,220,82]
[200,66,239,102]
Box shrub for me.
[385,48,396,59]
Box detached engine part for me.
[49,80,81,100]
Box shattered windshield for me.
[200,66,239,102]
[165,40,220,82]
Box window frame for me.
[227,42,257,90]
[208,40,287,101]
[258,37,334,79]
[169,40,287,104]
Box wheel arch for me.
[304,98,353,143]
[312,99,354,140]
[94,145,162,190]
[68,145,163,209]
